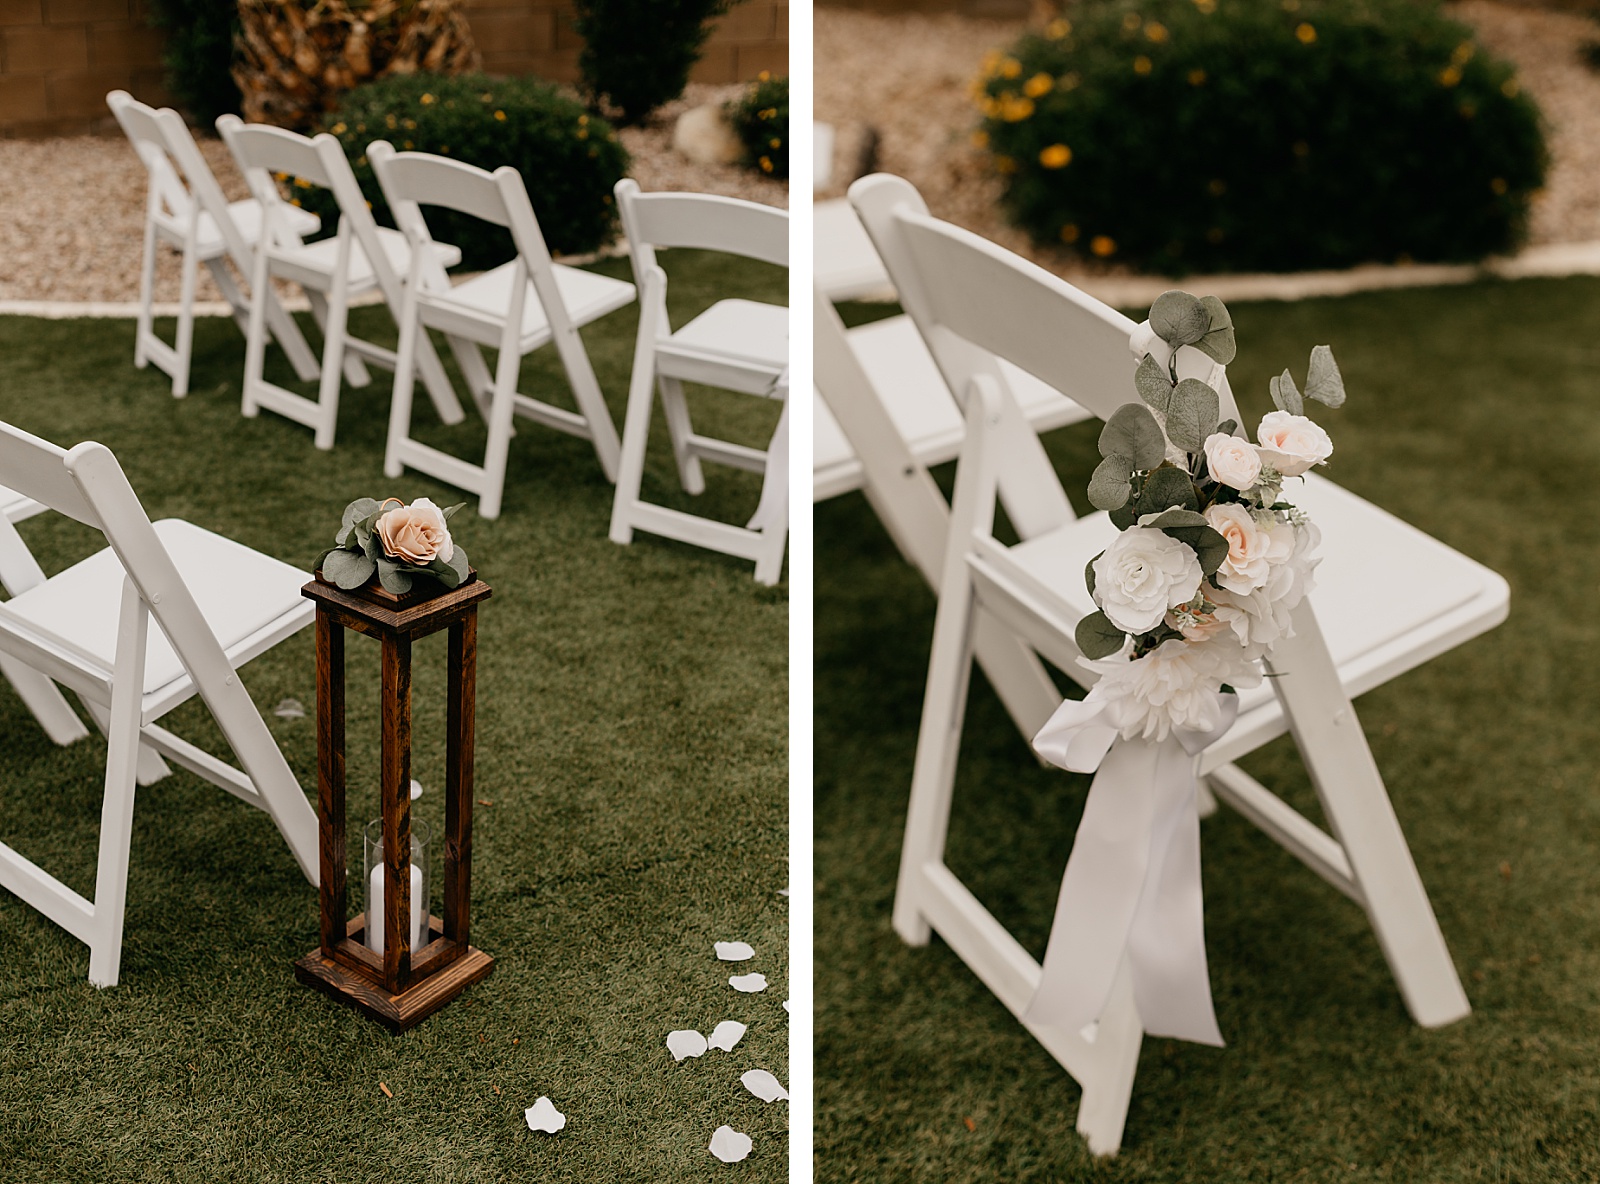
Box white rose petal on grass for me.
[272,698,306,719]
[524,1097,566,1134]
[782,999,791,1013]
[714,941,755,961]
[709,1125,754,1163]
[1092,527,1204,634]
[410,778,424,801]
[741,1069,789,1103]
[729,973,768,993]
[667,1029,708,1061]
[707,1021,747,1051]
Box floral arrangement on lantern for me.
[317,496,469,594]
[1072,290,1345,740]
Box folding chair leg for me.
[385,290,424,481]
[750,397,789,586]
[1271,601,1470,1028]
[0,653,89,746]
[262,289,321,383]
[82,699,171,787]
[85,584,149,988]
[657,375,706,495]
[552,324,622,482]
[414,331,466,426]
[171,241,201,397]
[609,318,661,547]
[447,334,496,423]
[477,329,523,521]
[1060,957,1143,1157]
[206,259,253,336]
[241,247,272,421]
[308,289,369,389]
[134,220,158,371]
[312,282,351,451]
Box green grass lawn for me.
[0,251,787,1182]
[816,278,1600,1183]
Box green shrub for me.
[311,72,630,270]
[144,0,241,124]
[975,0,1548,274]
[571,0,734,125]
[726,74,789,178]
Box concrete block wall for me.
[0,0,788,136]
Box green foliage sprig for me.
[144,0,242,125]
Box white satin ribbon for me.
[1024,688,1237,1048]
[747,367,789,532]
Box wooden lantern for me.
[294,570,494,1031]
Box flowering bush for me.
[974,0,1547,274]
[1075,289,1340,740]
[311,72,629,269]
[318,496,469,594]
[727,74,789,179]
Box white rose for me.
[1204,503,1295,595]
[1079,639,1262,742]
[1255,411,1332,477]
[376,497,454,565]
[1092,527,1203,635]
[1203,432,1262,491]
[1209,520,1319,653]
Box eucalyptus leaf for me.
[375,557,414,595]
[1141,465,1198,513]
[1085,554,1100,601]
[1134,354,1174,414]
[1166,378,1220,452]
[323,547,377,591]
[1138,508,1208,529]
[1150,290,1209,347]
[1194,295,1237,364]
[1217,418,1239,438]
[1074,610,1127,660]
[1269,369,1303,415]
[1163,524,1229,576]
[1087,455,1133,511]
[1305,344,1346,407]
[1099,403,1166,470]
[1109,499,1139,531]
[442,501,467,521]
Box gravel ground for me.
[816,1,1600,279]
[0,83,786,305]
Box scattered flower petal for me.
[524,1096,566,1133]
[709,1125,753,1163]
[782,999,791,1013]
[667,1029,708,1061]
[777,888,789,896]
[273,698,306,719]
[729,973,767,993]
[707,1021,746,1051]
[741,1069,788,1103]
[410,778,424,800]
[715,941,755,961]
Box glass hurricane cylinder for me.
[364,817,430,956]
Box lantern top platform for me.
[303,569,492,638]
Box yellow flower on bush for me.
[494,109,507,121]
[1039,143,1072,169]
[999,95,1035,121]
[1439,65,1462,88]
[1296,22,1316,44]
[1023,72,1054,98]
[421,93,435,105]
[999,57,1023,79]
[1189,68,1207,86]
[1194,0,1215,12]
[1134,55,1153,75]
[1090,235,1117,257]
[1145,22,1169,43]
[1060,223,1080,244]
[1045,18,1071,39]
[760,156,774,173]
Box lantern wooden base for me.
[295,918,495,1033]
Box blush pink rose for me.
[1255,411,1332,477]
[1202,432,1262,491]
[376,497,454,565]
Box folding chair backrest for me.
[107,90,192,223]
[615,179,789,275]
[0,421,102,530]
[143,105,256,277]
[217,118,403,305]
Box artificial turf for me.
[816,278,1600,1182]
[0,250,787,1182]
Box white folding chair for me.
[608,180,789,585]
[215,118,468,451]
[849,174,1508,1153]
[0,422,319,987]
[107,91,322,398]
[368,144,635,519]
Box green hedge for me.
[144,0,241,125]
[976,0,1548,273]
[726,74,789,179]
[571,0,733,125]
[311,72,630,270]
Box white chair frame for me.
[608,180,790,585]
[0,423,319,987]
[369,144,635,518]
[107,90,322,398]
[216,117,467,451]
[848,174,1508,1154]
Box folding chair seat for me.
[846,173,1509,1154]
[107,91,321,398]
[0,422,318,987]
[216,117,466,451]
[369,144,635,519]
[608,180,790,585]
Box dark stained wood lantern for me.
[294,571,494,1031]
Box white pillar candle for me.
[366,861,425,956]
